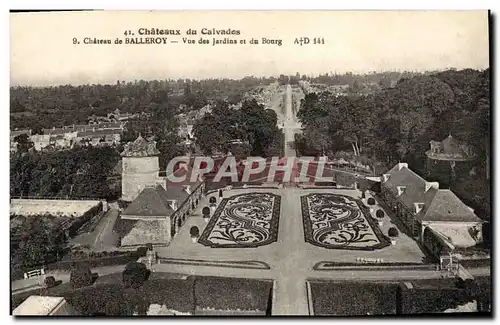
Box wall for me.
[122,156,160,201]
[10,199,102,217]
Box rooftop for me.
[122,185,174,218]
[121,135,160,157]
[383,163,482,223]
[426,135,474,161]
[13,296,67,316]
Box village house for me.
[115,135,205,247]
[76,128,121,147]
[380,163,485,259]
[425,134,476,180]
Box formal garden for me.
[198,193,281,248]
[301,193,390,250]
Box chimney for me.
[183,185,192,195]
[425,182,439,192]
[382,174,390,182]
[414,202,424,214]
[398,163,408,171]
[397,186,406,196]
[168,199,178,211]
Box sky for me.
[10,10,490,86]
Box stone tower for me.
[121,135,161,202]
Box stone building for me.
[116,135,205,246]
[121,135,167,202]
[380,163,484,259]
[425,134,475,180]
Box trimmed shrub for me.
[190,226,200,238]
[388,227,399,237]
[44,276,56,288]
[219,189,223,198]
[202,206,210,217]
[70,267,93,289]
[122,262,150,289]
[376,209,385,219]
[209,196,217,205]
[367,197,376,205]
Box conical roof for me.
[121,134,160,157]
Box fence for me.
[23,268,45,279]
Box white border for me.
[3,1,497,325]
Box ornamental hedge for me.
[70,267,93,289]
[122,262,150,289]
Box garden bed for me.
[198,193,281,248]
[301,193,390,250]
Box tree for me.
[14,133,34,153]
[194,99,280,157]
[10,215,65,269]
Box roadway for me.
[282,84,302,159]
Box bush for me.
[218,189,223,198]
[376,209,385,219]
[44,276,56,288]
[146,243,153,251]
[202,206,210,217]
[190,226,200,238]
[136,246,148,257]
[209,196,217,204]
[388,227,399,237]
[122,262,150,288]
[70,267,93,288]
[367,197,376,205]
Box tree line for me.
[193,99,282,158]
[10,77,277,131]
[10,146,121,199]
[297,68,490,217]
